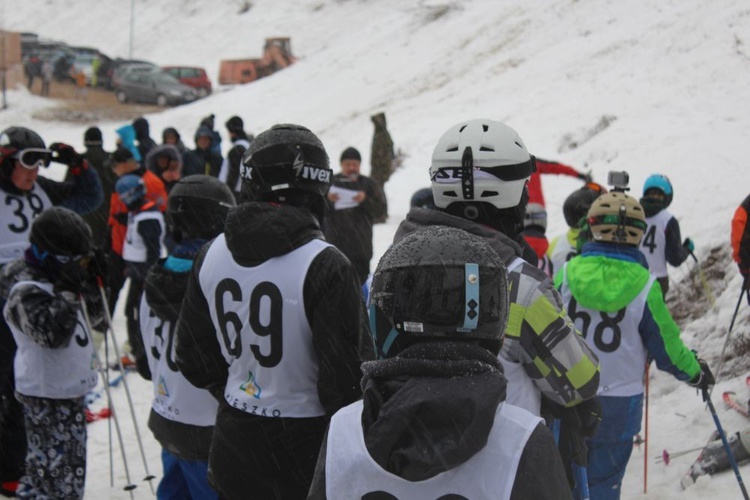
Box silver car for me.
[115,70,197,106]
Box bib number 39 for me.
[215,279,283,368]
[568,298,625,353]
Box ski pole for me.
[689,251,716,307]
[104,311,114,488]
[79,296,137,498]
[702,387,750,500]
[643,361,650,494]
[656,445,709,464]
[711,287,747,394]
[96,279,156,493]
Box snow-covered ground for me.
[3,0,750,497]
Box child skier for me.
[138,175,235,499]
[309,225,570,499]
[638,174,694,295]
[1,207,105,499]
[521,202,552,276]
[731,193,750,302]
[556,191,714,499]
[116,174,165,377]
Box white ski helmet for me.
[430,119,536,211]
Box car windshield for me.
[152,73,182,85]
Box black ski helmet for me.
[30,207,92,257]
[369,225,509,359]
[0,127,48,178]
[240,124,331,217]
[167,175,236,241]
[563,182,608,229]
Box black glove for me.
[87,247,108,283]
[54,260,89,295]
[49,142,86,172]
[578,171,593,183]
[740,268,750,291]
[688,358,715,391]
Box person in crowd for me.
[409,186,436,210]
[71,67,87,100]
[323,147,387,284]
[40,59,53,97]
[1,207,105,499]
[555,191,714,499]
[529,157,591,207]
[198,114,223,157]
[138,175,235,500]
[115,123,142,163]
[187,126,222,177]
[0,126,102,498]
[218,115,252,200]
[145,144,183,193]
[133,117,158,162]
[175,124,371,499]
[521,202,552,276]
[638,174,694,296]
[732,193,750,303]
[309,225,571,500]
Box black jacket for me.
[307,342,571,499]
[185,147,222,178]
[64,145,114,245]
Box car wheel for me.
[156,94,168,107]
[116,90,128,103]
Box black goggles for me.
[433,157,537,182]
[13,148,53,170]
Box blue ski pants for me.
[157,449,217,500]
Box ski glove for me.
[683,237,695,253]
[87,247,108,283]
[54,260,89,295]
[688,358,715,391]
[49,142,87,174]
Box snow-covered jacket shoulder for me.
[395,208,600,408]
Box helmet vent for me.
[480,191,498,197]
[459,125,468,133]
[444,191,458,198]
[482,124,489,132]
[479,146,494,151]
[446,146,459,152]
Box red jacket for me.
[528,159,582,207]
[108,170,167,256]
[732,194,750,273]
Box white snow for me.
[2,0,750,498]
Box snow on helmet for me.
[430,119,536,211]
[642,174,673,207]
[0,127,51,177]
[167,175,236,240]
[562,182,608,228]
[369,225,509,359]
[30,206,92,257]
[523,203,547,231]
[240,124,331,200]
[587,192,647,246]
[115,174,146,209]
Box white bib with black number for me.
[4,280,98,399]
[199,234,330,418]
[0,185,52,265]
[640,210,671,278]
[548,232,578,279]
[325,400,541,500]
[560,265,654,397]
[122,210,166,263]
[139,294,218,426]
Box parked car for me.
[162,66,212,97]
[108,59,159,89]
[115,70,197,106]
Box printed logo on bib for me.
[239,371,262,399]
[158,376,170,398]
[362,493,468,500]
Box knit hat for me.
[195,126,213,143]
[111,146,135,164]
[84,127,103,146]
[226,116,244,134]
[340,146,361,163]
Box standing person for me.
[24,56,39,91]
[40,60,53,97]
[218,115,252,199]
[90,54,100,88]
[369,112,394,222]
[323,147,387,284]
[0,127,102,497]
[521,202,552,276]
[198,114,222,157]
[529,158,591,207]
[732,193,750,302]
[133,117,158,162]
[138,176,235,500]
[187,126,222,177]
[115,174,165,377]
[548,183,608,279]
[310,226,570,500]
[71,68,87,100]
[1,207,104,500]
[145,144,183,193]
[638,174,694,295]
[115,123,142,163]
[175,124,371,499]
[556,191,714,499]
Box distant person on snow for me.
[732,193,750,303]
[218,115,253,200]
[555,191,713,500]
[133,117,158,162]
[638,174,694,296]
[529,158,591,207]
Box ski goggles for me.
[13,148,53,170]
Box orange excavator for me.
[218,37,295,85]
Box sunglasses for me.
[14,148,52,170]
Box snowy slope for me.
[3,0,750,498]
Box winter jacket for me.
[145,144,183,192]
[732,194,750,274]
[395,208,600,411]
[640,208,691,277]
[322,173,387,282]
[528,159,584,207]
[185,148,222,178]
[522,228,552,277]
[218,136,252,199]
[555,241,701,393]
[65,145,115,246]
[548,229,580,281]
[175,202,373,498]
[307,342,571,500]
[107,169,167,257]
[369,112,395,186]
[133,117,157,161]
[115,124,141,162]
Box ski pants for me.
[16,394,87,499]
[0,319,24,487]
[158,449,217,500]
[586,394,643,500]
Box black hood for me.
[394,207,524,265]
[361,341,507,481]
[133,117,151,141]
[224,202,324,266]
[144,262,189,323]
